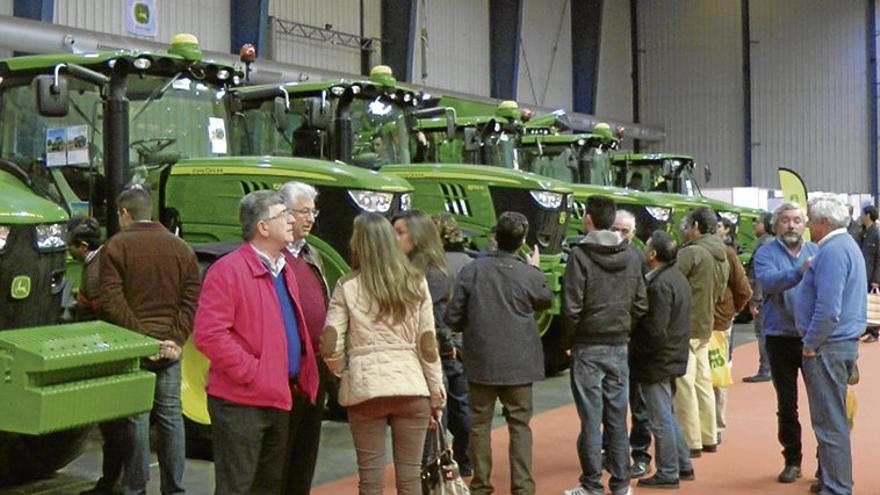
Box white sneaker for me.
[613,488,632,495]
[562,486,596,495]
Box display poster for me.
[208,117,228,154]
[45,128,66,167]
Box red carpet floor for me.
[313,340,880,494]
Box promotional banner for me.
[778,167,810,240]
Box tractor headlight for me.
[34,223,67,251]
[348,190,393,213]
[529,190,563,209]
[718,211,740,225]
[646,206,671,222]
[0,225,9,252]
[399,192,412,211]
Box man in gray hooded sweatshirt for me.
[562,195,649,495]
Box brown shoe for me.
[689,449,702,458]
[701,444,717,453]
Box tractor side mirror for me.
[35,75,69,117]
[273,96,288,133]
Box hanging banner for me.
[125,0,158,38]
[778,167,810,241]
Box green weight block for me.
[0,322,159,435]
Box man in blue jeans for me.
[561,195,648,495]
[630,231,694,489]
[101,185,201,495]
[795,197,865,495]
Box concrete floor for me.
[1,324,757,495]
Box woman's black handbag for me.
[421,425,469,495]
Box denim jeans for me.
[641,379,692,481]
[570,344,630,495]
[802,339,858,495]
[753,310,772,376]
[123,359,186,495]
[602,380,651,465]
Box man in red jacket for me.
[194,190,318,495]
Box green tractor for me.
[228,66,574,338]
[0,35,413,462]
[612,152,762,262]
[0,161,157,484]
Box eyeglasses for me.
[263,208,293,222]
[290,207,320,218]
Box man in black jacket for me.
[562,196,649,495]
[858,205,880,342]
[631,231,694,489]
[446,211,553,495]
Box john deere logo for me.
[134,3,150,24]
[11,275,31,300]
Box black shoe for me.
[679,469,695,481]
[809,480,821,493]
[638,475,679,489]
[743,373,772,383]
[777,465,802,483]
[689,449,702,458]
[701,444,717,453]
[630,461,650,479]
[79,487,121,495]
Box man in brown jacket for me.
[711,237,752,446]
[101,185,201,495]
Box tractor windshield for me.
[521,141,614,186]
[616,158,696,196]
[0,72,227,216]
[347,95,410,167]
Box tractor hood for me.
[0,171,68,224]
[169,156,413,192]
[380,162,572,193]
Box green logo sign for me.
[11,275,31,300]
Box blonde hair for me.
[350,213,424,323]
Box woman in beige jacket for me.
[321,213,446,495]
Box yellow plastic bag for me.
[708,331,732,388]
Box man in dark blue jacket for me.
[753,202,817,484]
[562,196,648,495]
[631,231,694,489]
[796,197,865,495]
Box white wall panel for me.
[53,0,230,53]
[751,0,869,192]
[595,0,632,121]
[517,0,572,109]
[0,0,11,58]
[268,0,380,75]
[638,0,744,188]
[411,0,490,96]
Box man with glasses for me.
[752,203,817,484]
[194,190,319,495]
[279,181,328,495]
[610,209,652,479]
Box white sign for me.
[125,0,158,38]
[208,118,228,155]
[45,126,90,167]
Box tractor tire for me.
[542,318,570,377]
[0,427,92,486]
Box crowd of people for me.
[68,182,867,495]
